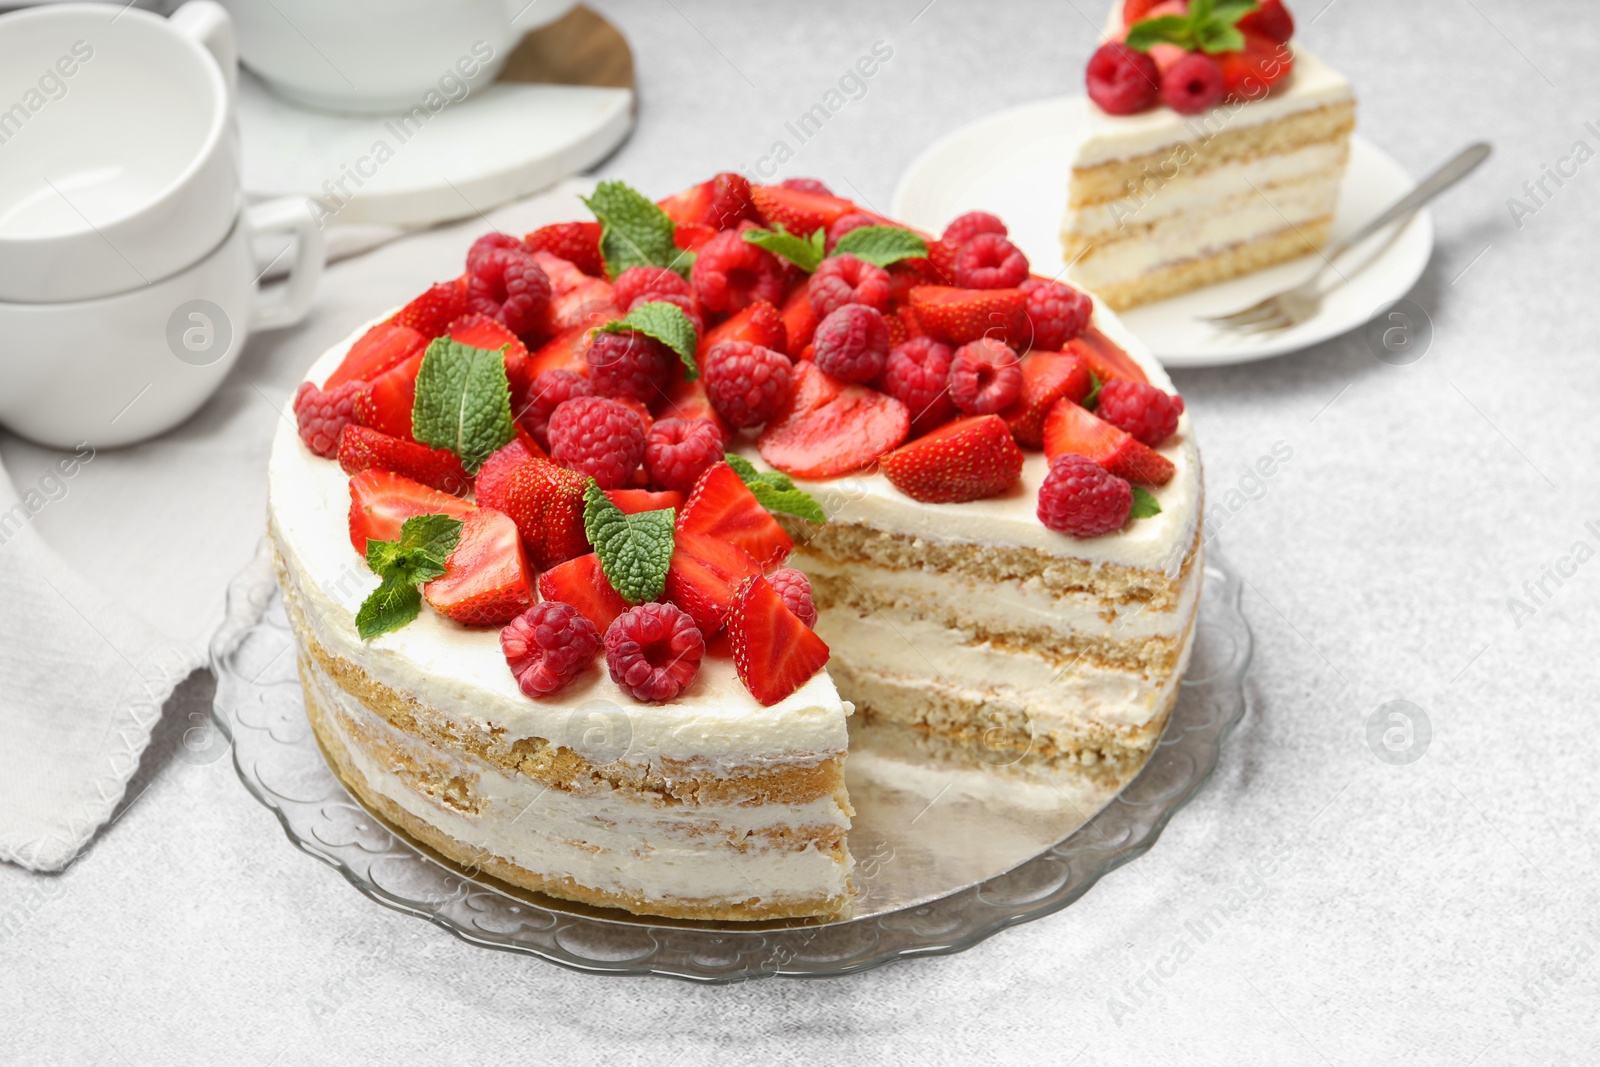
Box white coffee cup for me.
[217,0,578,114]
[0,1,242,304]
[0,196,325,449]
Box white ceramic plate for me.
[891,96,1433,368]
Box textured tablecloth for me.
[4,1,1597,1062]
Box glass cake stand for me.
[210,542,1252,983]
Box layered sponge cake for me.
[272,173,1199,920]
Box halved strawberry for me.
[390,279,467,339]
[447,314,531,397]
[527,324,593,379]
[908,285,1028,345]
[657,180,714,225]
[325,321,427,389]
[538,553,630,633]
[422,508,533,626]
[749,184,855,236]
[677,462,793,569]
[778,285,819,356]
[879,414,1024,504]
[338,425,469,495]
[533,251,620,335]
[474,439,538,502]
[1042,400,1175,487]
[1216,30,1295,99]
[1237,1,1293,45]
[347,469,476,555]
[698,299,786,361]
[476,457,589,569]
[1122,0,1176,26]
[352,351,424,441]
[674,222,717,252]
[525,221,603,277]
[664,530,762,633]
[757,362,910,480]
[1066,325,1149,385]
[652,370,730,437]
[728,574,830,706]
[605,488,685,514]
[1003,351,1092,448]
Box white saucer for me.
[891,96,1433,368]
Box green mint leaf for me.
[582,480,675,603]
[356,575,423,640]
[1125,15,1196,51]
[393,514,463,583]
[742,225,825,273]
[1212,0,1259,21]
[1189,0,1216,18]
[582,180,688,280]
[355,513,463,639]
[411,338,515,474]
[1082,370,1103,411]
[724,453,827,523]
[1193,21,1245,53]
[832,226,929,268]
[595,301,700,381]
[1129,486,1163,521]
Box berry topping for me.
[515,369,593,450]
[352,352,424,441]
[1161,52,1225,114]
[1068,325,1150,385]
[1238,0,1294,44]
[948,338,1023,415]
[1095,379,1185,447]
[475,439,540,502]
[664,530,762,634]
[524,221,603,277]
[825,212,878,252]
[778,177,834,196]
[1086,42,1161,115]
[294,380,363,458]
[501,601,601,698]
[766,567,817,629]
[1038,453,1134,538]
[422,508,534,627]
[882,336,958,438]
[1042,400,1175,487]
[612,265,692,312]
[691,229,786,315]
[347,470,476,555]
[749,183,855,236]
[678,461,794,569]
[392,280,468,339]
[952,233,1029,290]
[698,298,786,360]
[467,232,530,272]
[325,321,426,389]
[728,575,830,706]
[808,254,892,317]
[605,488,686,513]
[880,414,1024,504]
[757,361,910,479]
[1003,350,1092,448]
[811,305,891,384]
[476,458,589,569]
[604,602,705,702]
[1020,278,1093,351]
[538,553,631,633]
[547,395,648,489]
[338,425,470,495]
[707,171,757,228]
[1216,32,1295,100]
[644,417,726,493]
[467,247,552,341]
[778,285,819,355]
[585,329,675,405]
[702,341,793,429]
[532,251,620,334]
[908,285,1028,345]
[653,371,728,435]
[942,211,1007,247]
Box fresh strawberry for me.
[447,314,531,397]
[657,180,713,225]
[337,425,470,495]
[346,469,476,555]
[475,439,538,503]
[476,457,589,569]
[908,285,1028,345]
[1121,0,1175,25]
[697,299,786,361]
[524,221,603,277]
[757,362,909,480]
[422,508,533,626]
[325,321,427,389]
[390,279,467,339]
[879,414,1024,504]
[526,324,593,379]
[749,184,855,236]
[674,222,718,252]
[537,553,630,633]
[533,251,621,334]
[605,488,685,514]
[1042,400,1174,487]
[728,574,830,706]
[1003,351,1092,448]
[1066,325,1149,385]
[1216,31,1295,100]
[677,462,793,569]
[352,351,424,441]
[1237,0,1293,44]
[778,285,819,356]
[664,530,762,633]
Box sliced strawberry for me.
[749,184,855,236]
[1003,351,1092,448]
[605,488,685,514]
[697,299,786,361]
[652,369,729,437]
[338,425,470,495]
[1066,325,1149,385]
[879,414,1024,504]
[1216,30,1295,99]
[474,439,538,503]
[525,221,603,278]
[527,324,593,379]
[1236,2,1293,45]
[757,362,910,480]
[728,574,830,706]
[908,285,1028,345]
[447,314,531,397]
[352,351,424,441]
[664,530,762,633]
[1121,0,1172,26]
[532,251,620,335]
[325,321,427,389]
[476,457,589,569]
[657,180,714,225]
[422,508,533,627]
[778,285,819,356]
[677,462,793,569]
[1042,400,1174,487]
[674,222,717,252]
[538,553,629,633]
[390,279,467,339]
[347,469,476,555]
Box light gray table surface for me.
[4,1,1597,1063]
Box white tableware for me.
[218,0,579,114]
[891,95,1435,368]
[0,1,241,304]
[0,197,324,449]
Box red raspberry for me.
[703,342,792,428]
[808,254,892,317]
[293,380,363,458]
[466,247,552,340]
[812,305,890,383]
[466,232,530,273]
[948,338,1022,414]
[825,212,877,252]
[1038,453,1133,538]
[612,265,691,311]
[942,211,1006,247]
[1096,379,1185,447]
[709,171,757,229]
[691,230,786,314]
[628,290,703,338]
[1020,278,1093,351]
[515,369,592,449]
[1086,42,1160,115]
[1162,53,1225,115]
[645,417,725,492]
[585,329,675,405]
[882,337,957,436]
[953,233,1029,290]
[501,601,600,698]
[779,177,833,195]
[547,395,648,489]
[604,602,705,702]
[767,567,817,629]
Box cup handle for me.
[247,198,326,332]
[169,0,237,99]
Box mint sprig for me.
[582,480,675,603]
[1126,0,1257,55]
[742,225,826,273]
[725,454,827,524]
[832,226,929,268]
[582,180,690,280]
[356,514,464,639]
[595,301,700,381]
[411,337,515,475]
[1082,370,1104,411]
[1129,487,1163,521]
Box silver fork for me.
[1203,142,1493,334]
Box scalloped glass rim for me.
[210,542,1251,983]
